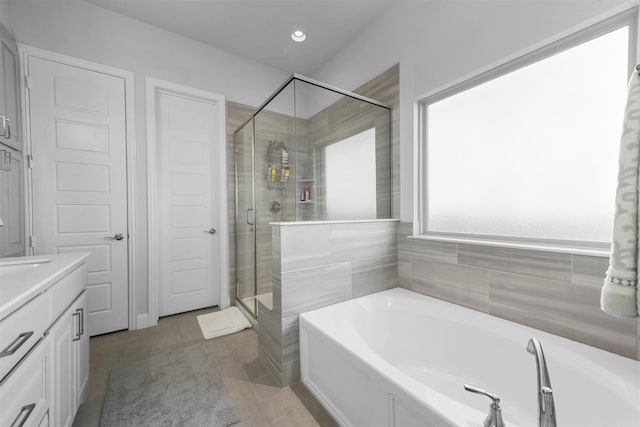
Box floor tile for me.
[73,307,335,427]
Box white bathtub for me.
[299,288,640,427]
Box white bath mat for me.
[197,307,252,340]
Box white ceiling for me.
[86,0,393,75]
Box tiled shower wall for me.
[351,64,400,218]
[258,220,399,386]
[227,104,306,304]
[231,107,310,304]
[306,91,393,219]
[226,65,400,306]
[398,222,640,360]
[226,101,255,306]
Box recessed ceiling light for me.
[291,30,306,43]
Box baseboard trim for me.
[136,313,150,330]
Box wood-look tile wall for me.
[351,64,400,218]
[226,101,255,306]
[305,93,392,219]
[259,220,399,386]
[226,65,400,306]
[398,222,640,360]
[228,102,301,304]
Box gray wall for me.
[260,220,399,386]
[349,65,400,218]
[398,222,639,360]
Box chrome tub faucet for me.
[527,338,557,427]
[464,384,506,427]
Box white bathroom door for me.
[156,91,221,317]
[27,56,129,336]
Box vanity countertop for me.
[0,252,89,320]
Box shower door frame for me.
[234,118,258,317]
[233,74,392,318]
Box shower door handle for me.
[246,208,254,225]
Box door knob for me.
[105,233,125,241]
[204,228,216,235]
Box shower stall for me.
[234,75,392,317]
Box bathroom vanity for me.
[0,20,25,259]
[0,253,89,427]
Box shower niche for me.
[234,75,392,317]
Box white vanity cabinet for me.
[0,254,89,427]
[0,20,21,151]
[50,290,88,427]
[0,336,50,427]
[0,20,25,258]
[0,144,25,257]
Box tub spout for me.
[527,338,557,427]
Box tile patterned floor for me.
[72,307,337,427]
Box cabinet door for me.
[0,145,24,257]
[0,24,20,151]
[49,291,87,427]
[74,291,89,407]
[49,304,76,427]
[0,338,50,427]
[37,412,49,427]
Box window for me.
[325,128,377,219]
[418,12,636,251]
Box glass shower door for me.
[235,120,256,316]
[253,82,295,312]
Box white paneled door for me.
[27,56,128,336]
[156,91,220,317]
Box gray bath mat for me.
[101,343,240,427]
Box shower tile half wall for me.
[258,220,399,386]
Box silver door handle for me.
[10,403,35,427]
[0,331,34,357]
[104,233,124,241]
[203,228,216,235]
[246,208,254,225]
[0,149,10,171]
[79,307,84,336]
[72,311,81,342]
[0,117,10,139]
